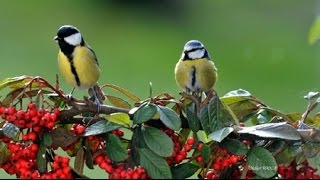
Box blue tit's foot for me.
[202,89,216,106]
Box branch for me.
[60,101,130,118]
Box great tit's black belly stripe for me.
[69,58,81,87]
[191,66,196,87]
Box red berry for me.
[30,143,39,152]
[7,107,17,115]
[75,124,85,135]
[213,163,222,171]
[183,144,192,152]
[174,154,184,163]
[229,155,239,164]
[50,113,57,122]
[132,172,140,179]
[196,143,203,151]
[61,157,70,165]
[186,137,195,145]
[206,170,214,179]
[28,132,37,141]
[94,155,104,165]
[196,155,203,163]
[53,108,61,116]
[0,106,6,114]
[37,109,45,117]
[22,134,29,141]
[28,103,36,110]
[29,109,38,118]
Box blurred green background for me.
[1,0,320,178]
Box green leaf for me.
[50,127,78,148]
[171,162,199,179]
[138,148,172,179]
[133,103,158,124]
[199,103,211,134]
[106,95,132,109]
[200,144,211,162]
[74,147,85,175]
[304,91,320,101]
[103,83,141,103]
[247,146,277,179]
[106,133,128,162]
[184,102,200,132]
[0,76,33,91]
[129,126,148,165]
[37,144,47,173]
[302,142,320,158]
[157,105,181,131]
[309,16,320,45]
[2,122,19,138]
[221,89,261,121]
[238,122,301,141]
[83,120,121,137]
[223,89,252,97]
[221,139,249,156]
[208,127,234,142]
[275,147,295,166]
[141,126,173,157]
[105,112,131,127]
[0,142,10,164]
[200,94,235,134]
[84,140,94,169]
[42,132,52,147]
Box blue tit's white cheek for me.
[188,49,205,59]
[64,32,82,46]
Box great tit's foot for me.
[88,86,103,114]
[93,97,102,114]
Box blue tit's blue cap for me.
[184,40,204,52]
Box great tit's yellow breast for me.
[72,46,100,89]
[57,50,78,88]
[175,58,217,93]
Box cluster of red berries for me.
[204,147,252,179]
[1,142,38,178]
[162,129,203,166]
[91,129,149,179]
[0,103,60,133]
[0,141,72,179]
[94,153,148,179]
[278,160,320,179]
[211,148,243,172]
[40,155,73,179]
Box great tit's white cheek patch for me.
[64,32,82,46]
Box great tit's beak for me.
[53,36,59,41]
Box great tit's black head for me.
[181,40,210,60]
[54,25,83,46]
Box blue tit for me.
[54,25,101,106]
[174,40,217,98]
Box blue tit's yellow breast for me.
[57,46,100,90]
[175,58,217,93]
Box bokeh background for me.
[1,0,320,178]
